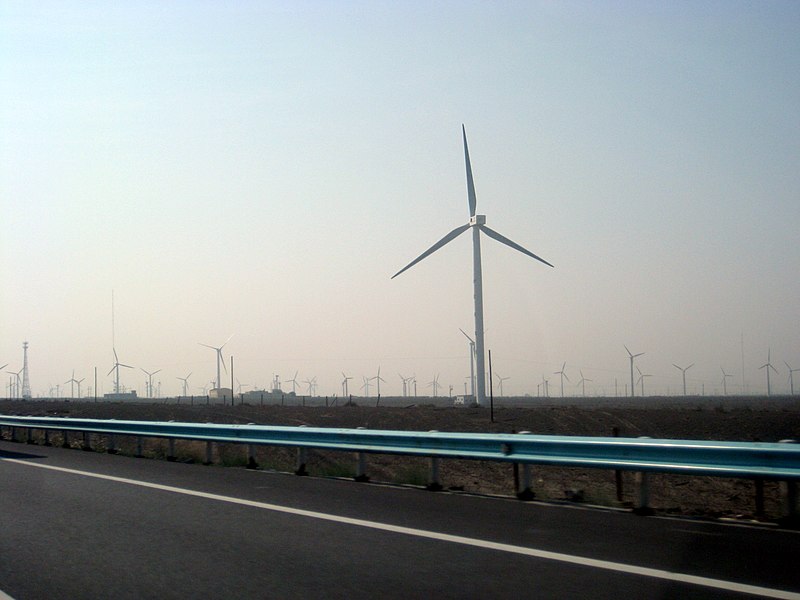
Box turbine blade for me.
[120,364,134,369]
[153,370,161,376]
[462,125,477,218]
[391,224,470,279]
[199,343,215,350]
[687,364,694,371]
[221,354,228,374]
[221,334,234,349]
[479,225,554,268]
[113,348,119,362]
[107,367,116,376]
[624,345,632,357]
[459,328,475,343]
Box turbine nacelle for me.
[470,215,486,226]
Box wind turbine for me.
[341,373,353,396]
[759,349,778,397]
[392,126,554,407]
[6,368,22,398]
[374,366,386,396]
[785,362,799,396]
[625,346,644,398]
[177,372,192,397]
[672,363,694,396]
[303,377,317,396]
[108,349,133,394]
[577,370,592,397]
[459,328,476,399]
[64,370,79,398]
[76,378,84,398]
[554,362,569,398]
[141,368,161,399]
[720,368,732,396]
[636,366,651,397]
[199,335,232,391]
[360,376,372,397]
[287,371,300,395]
[427,374,442,398]
[398,373,411,397]
[494,372,510,397]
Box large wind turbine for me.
[673,363,694,396]
[199,335,232,391]
[392,126,553,406]
[341,373,353,396]
[625,346,644,397]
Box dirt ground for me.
[2,397,799,524]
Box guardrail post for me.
[754,478,765,519]
[633,437,654,516]
[354,427,369,482]
[136,436,144,458]
[204,441,213,465]
[10,427,19,443]
[62,430,70,448]
[427,457,442,491]
[107,434,117,454]
[426,431,442,491]
[81,431,91,451]
[780,440,798,526]
[295,447,308,476]
[26,427,34,444]
[167,438,176,461]
[43,429,51,446]
[516,431,534,500]
[247,444,258,469]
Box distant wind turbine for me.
[720,368,732,396]
[374,366,386,396]
[64,370,79,399]
[427,374,442,398]
[360,376,371,398]
[392,126,554,407]
[287,371,300,395]
[459,328,476,399]
[554,362,569,398]
[177,372,192,397]
[108,349,133,394]
[672,363,694,396]
[786,362,799,396]
[759,349,779,397]
[398,373,412,397]
[199,335,232,390]
[341,373,353,396]
[577,370,592,397]
[636,366,651,397]
[494,372,509,397]
[141,368,161,399]
[625,346,645,398]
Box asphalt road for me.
[1,440,799,599]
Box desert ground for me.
[2,396,798,524]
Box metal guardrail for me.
[1,415,798,519]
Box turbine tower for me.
[625,346,644,398]
[673,363,694,396]
[577,370,592,397]
[199,335,232,390]
[21,342,31,399]
[759,349,778,397]
[341,373,353,396]
[392,126,553,407]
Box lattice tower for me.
[21,341,31,399]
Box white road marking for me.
[4,457,799,600]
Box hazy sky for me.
[2,1,799,399]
